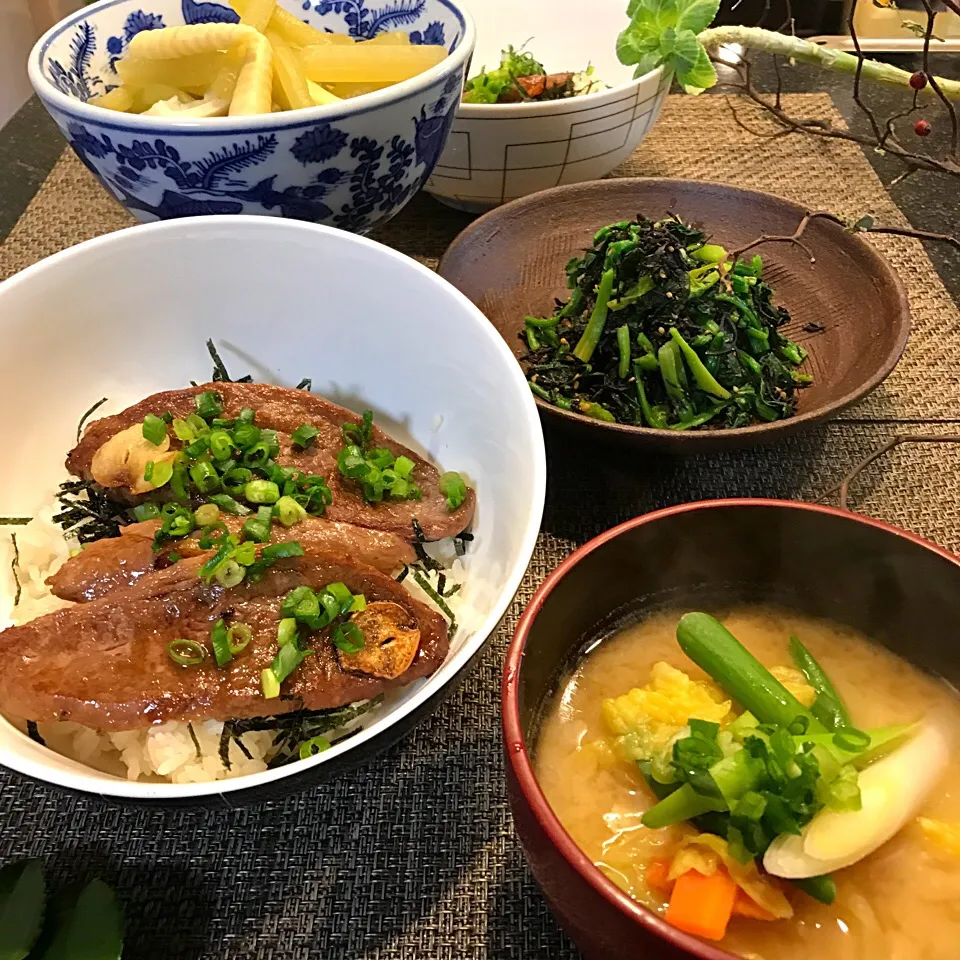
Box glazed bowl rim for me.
[27,0,476,134]
[0,214,547,800]
[501,497,960,960]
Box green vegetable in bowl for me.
[463,46,605,104]
[522,216,812,430]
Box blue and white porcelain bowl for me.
[28,0,475,231]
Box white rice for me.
[4,499,464,784]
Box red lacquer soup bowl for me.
[502,499,960,959]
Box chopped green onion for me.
[215,559,245,588]
[168,638,207,666]
[261,541,305,563]
[143,462,154,482]
[222,467,253,492]
[171,462,190,502]
[199,541,234,581]
[299,736,331,760]
[241,506,273,544]
[146,460,173,489]
[833,728,871,752]
[142,414,167,446]
[184,436,210,459]
[439,472,468,511]
[275,495,307,527]
[282,586,320,620]
[291,423,320,448]
[227,622,253,654]
[190,461,220,494]
[194,503,220,527]
[278,617,299,647]
[208,430,234,461]
[172,418,195,443]
[195,390,223,420]
[270,641,310,683]
[185,413,209,436]
[232,422,261,450]
[208,493,250,516]
[242,442,273,469]
[245,480,280,504]
[132,503,161,522]
[332,621,365,653]
[211,618,232,666]
[233,541,256,566]
[326,581,354,614]
[261,668,281,699]
[238,407,255,423]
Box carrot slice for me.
[732,888,778,921]
[645,859,674,893]
[665,869,738,941]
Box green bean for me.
[573,268,616,362]
[642,783,726,829]
[524,325,540,352]
[791,875,837,905]
[636,331,656,355]
[669,328,731,400]
[789,636,851,731]
[716,292,760,328]
[524,315,560,328]
[558,285,584,318]
[616,325,632,378]
[528,381,550,401]
[676,613,826,733]
[634,353,659,372]
[667,405,727,430]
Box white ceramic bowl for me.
[0,216,546,804]
[424,0,669,212]
[28,0,475,232]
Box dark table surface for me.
[1,49,959,960]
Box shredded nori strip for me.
[396,564,409,583]
[295,378,312,391]
[187,722,202,761]
[26,720,44,746]
[0,518,30,526]
[205,339,254,384]
[53,479,129,544]
[10,533,21,606]
[410,519,443,572]
[218,725,233,770]
[411,567,457,637]
[76,396,109,442]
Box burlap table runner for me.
[2,94,960,959]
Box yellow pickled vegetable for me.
[239,0,276,33]
[918,818,960,857]
[267,32,312,110]
[306,78,342,104]
[230,30,273,116]
[88,86,134,112]
[210,45,248,102]
[116,52,227,90]
[300,42,446,84]
[130,83,193,112]
[322,80,393,98]
[232,0,354,47]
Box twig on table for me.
[730,210,960,263]
[920,0,959,157]
[10,533,22,607]
[816,435,960,511]
[847,0,886,145]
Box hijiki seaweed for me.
[523,215,811,430]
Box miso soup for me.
[535,607,960,959]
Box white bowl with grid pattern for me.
[424,0,669,212]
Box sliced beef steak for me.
[0,556,447,730]
[48,517,417,602]
[67,382,475,540]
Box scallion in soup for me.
[535,607,960,958]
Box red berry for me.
[910,71,928,90]
[915,119,932,136]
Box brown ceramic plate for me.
[437,178,910,453]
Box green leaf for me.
[676,0,721,34]
[633,51,665,78]
[851,214,875,231]
[670,28,704,74]
[38,880,123,960]
[677,42,718,93]
[0,859,46,960]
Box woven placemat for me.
[3,94,960,960]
